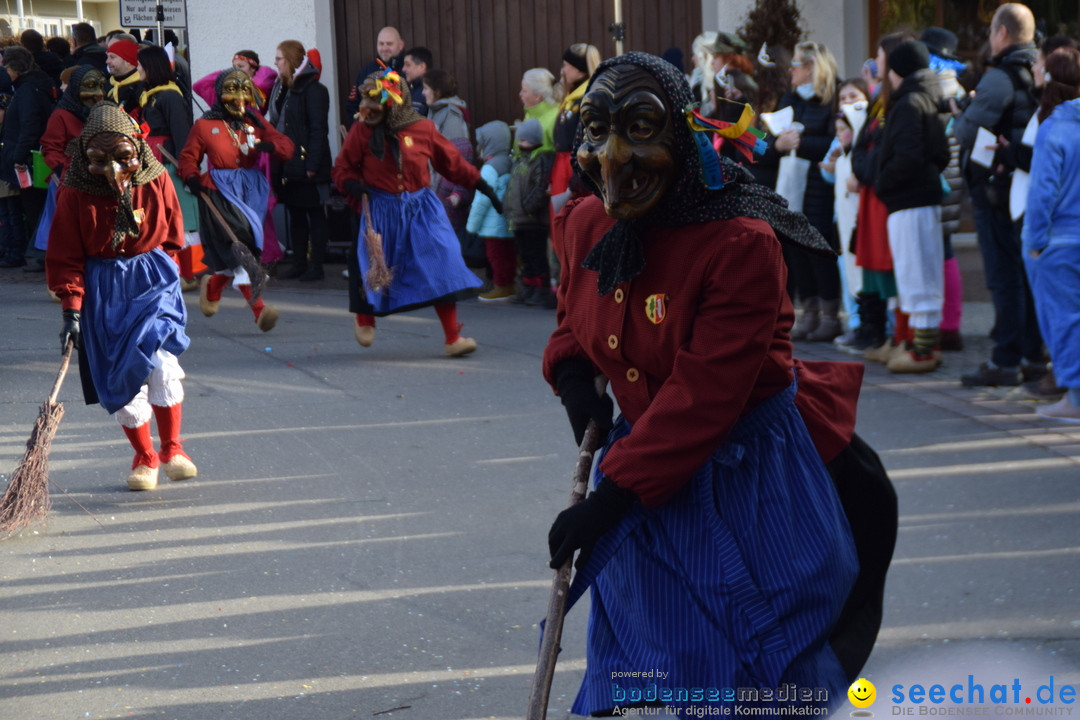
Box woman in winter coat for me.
[137,45,198,288]
[760,41,842,341]
[850,33,911,363]
[422,69,473,242]
[873,41,949,374]
[268,40,331,281]
[1023,47,1080,421]
[519,67,560,154]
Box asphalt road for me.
[2,270,1078,720]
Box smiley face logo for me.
[848,678,877,708]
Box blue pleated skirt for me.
[355,188,480,315]
[211,167,268,250]
[565,381,858,716]
[32,176,59,251]
[83,248,189,414]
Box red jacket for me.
[332,118,480,212]
[178,112,293,191]
[543,195,862,508]
[45,173,184,311]
[39,107,84,179]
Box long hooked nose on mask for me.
[104,160,129,195]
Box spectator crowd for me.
[3,5,1080,421]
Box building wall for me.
[1,1,120,38]
[185,0,340,149]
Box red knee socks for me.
[237,284,265,320]
[122,423,159,470]
[434,303,461,344]
[206,273,229,302]
[152,403,188,463]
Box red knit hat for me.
[107,40,139,67]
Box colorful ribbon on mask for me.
[368,60,405,106]
[684,103,767,189]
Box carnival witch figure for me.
[45,102,197,491]
[331,65,504,355]
[33,65,107,261]
[179,68,294,332]
[542,52,896,716]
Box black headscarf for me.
[63,102,166,249]
[56,65,100,121]
[201,69,265,130]
[574,51,836,296]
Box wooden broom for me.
[361,193,393,293]
[0,340,74,537]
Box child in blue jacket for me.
[467,120,513,300]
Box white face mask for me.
[796,83,816,100]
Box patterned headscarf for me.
[63,102,165,249]
[201,69,265,130]
[573,51,836,296]
[56,65,99,122]
[364,69,424,168]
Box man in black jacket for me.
[19,30,64,89]
[400,46,432,118]
[0,46,56,269]
[874,40,949,374]
[954,3,1043,387]
[67,22,108,72]
[342,26,406,126]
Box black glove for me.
[254,140,275,153]
[549,480,637,570]
[184,176,204,196]
[60,309,80,354]
[343,179,369,202]
[475,178,504,215]
[555,358,614,446]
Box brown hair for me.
[277,40,305,86]
[876,32,915,112]
[1039,47,1080,122]
[423,68,457,101]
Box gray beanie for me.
[516,117,544,147]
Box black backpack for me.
[992,61,1038,171]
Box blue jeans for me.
[970,182,1043,367]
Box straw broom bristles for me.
[0,342,73,538]
[362,194,393,294]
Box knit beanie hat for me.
[516,117,543,147]
[564,46,589,74]
[107,39,140,67]
[888,40,930,79]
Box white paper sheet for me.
[760,106,795,135]
[969,126,998,168]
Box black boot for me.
[838,293,885,354]
[856,293,887,351]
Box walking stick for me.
[0,340,74,537]
[158,146,266,304]
[526,377,608,720]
